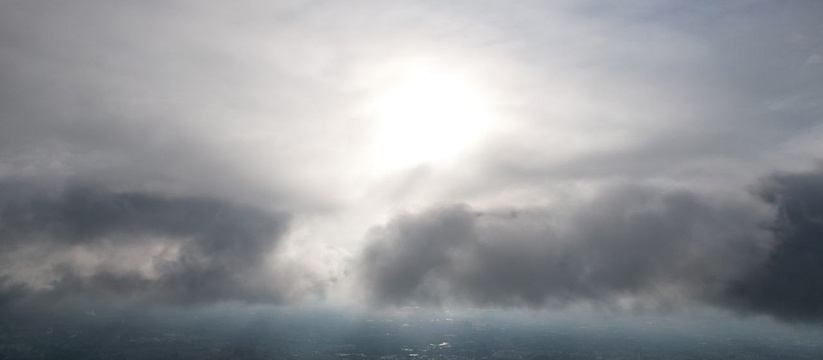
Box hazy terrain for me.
[2,306,821,359]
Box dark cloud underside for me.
[0,182,291,307]
[359,170,823,322]
[724,171,823,322]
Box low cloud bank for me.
[360,169,823,323]
[723,171,823,322]
[0,182,294,308]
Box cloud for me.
[349,1,823,323]
[429,0,823,206]
[1,0,823,325]
[0,181,297,307]
[722,169,823,322]
[359,168,823,322]
[359,184,774,308]
[0,1,345,309]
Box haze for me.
[1,1,823,358]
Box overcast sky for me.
[1,0,823,323]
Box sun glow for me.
[371,69,491,170]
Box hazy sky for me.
[1,0,823,323]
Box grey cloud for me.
[0,181,295,307]
[360,205,477,306]
[359,169,823,322]
[0,276,28,313]
[360,184,774,310]
[723,169,823,322]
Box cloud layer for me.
[1,0,823,324]
[360,170,823,322]
[724,171,823,322]
[0,182,294,307]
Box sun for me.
[371,68,491,171]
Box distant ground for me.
[1,306,821,359]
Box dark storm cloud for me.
[360,185,773,308]
[0,276,28,312]
[0,181,293,307]
[359,169,823,322]
[723,170,823,322]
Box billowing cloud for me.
[359,184,773,307]
[0,181,298,308]
[358,171,823,322]
[723,170,823,322]
[0,1,340,309]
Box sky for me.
[1,0,823,324]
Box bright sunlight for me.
[371,68,491,171]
